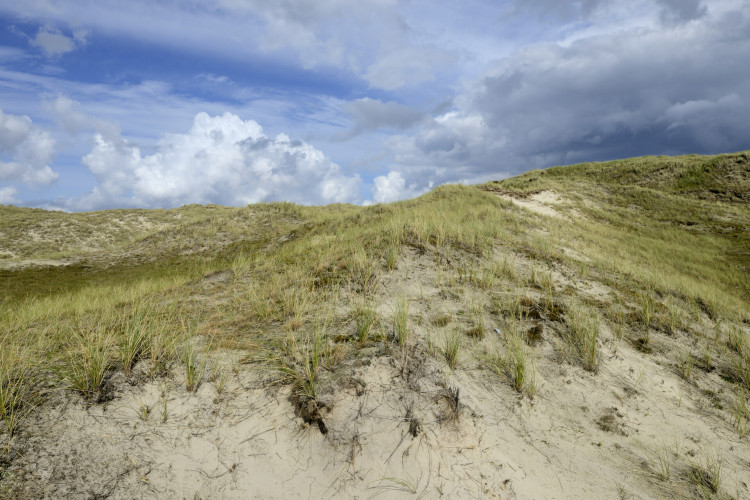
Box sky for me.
[0,0,748,210]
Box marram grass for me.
[0,151,748,440]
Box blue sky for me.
[0,0,748,210]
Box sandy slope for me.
[3,248,749,499]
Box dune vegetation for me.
[1,151,749,498]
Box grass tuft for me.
[688,449,723,498]
[59,322,114,402]
[637,292,655,348]
[677,350,693,382]
[492,323,537,397]
[354,301,377,342]
[118,307,153,374]
[466,300,485,338]
[0,346,34,438]
[727,341,750,390]
[646,444,672,482]
[734,387,748,437]
[183,337,205,393]
[563,302,600,372]
[393,297,409,346]
[383,244,399,271]
[443,329,462,370]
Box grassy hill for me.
[1,151,749,498]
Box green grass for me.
[273,327,327,403]
[117,304,172,375]
[677,350,693,382]
[466,300,485,338]
[637,292,655,347]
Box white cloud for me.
[0,186,18,204]
[75,112,360,209]
[30,26,83,57]
[0,109,58,186]
[371,170,426,203]
[43,95,121,139]
[196,73,230,85]
[73,29,89,44]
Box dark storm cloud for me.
[505,0,608,21]
[510,0,707,25]
[401,4,750,179]
[656,0,707,23]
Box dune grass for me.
[0,346,34,438]
[443,329,462,370]
[490,321,537,397]
[57,318,115,402]
[1,151,749,443]
[354,301,378,342]
[393,297,410,346]
[563,302,600,372]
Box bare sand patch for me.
[494,190,568,219]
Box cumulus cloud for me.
[0,186,18,204]
[74,112,360,209]
[0,109,58,186]
[370,170,428,204]
[30,26,86,57]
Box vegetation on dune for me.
[1,150,749,498]
[480,151,750,316]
